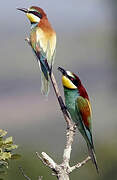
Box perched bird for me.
[58,67,99,173]
[17,6,56,95]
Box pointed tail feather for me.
[88,145,99,174]
[41,72,50,96]
[38,61,50,96]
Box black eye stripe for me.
[67,75,74,81]
[67,75,78,86]
[29,11,42,19]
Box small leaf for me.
[11,154,21,160]
[0,130,7,138]
[0,152,11,161]
[5,144,18,151]
[0,161,8,168]
[3,137,13,145]
[0,141,3,148]
[0,149,2,153]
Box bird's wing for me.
[31,40,49,80]
[75,96,98,172]
[75,96,93,147]
[75,96,92,129]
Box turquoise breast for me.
[64,88,79,123]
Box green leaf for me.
[0,152,11,161]
[0,149,2,153]
[5,144,18,151]
[0,161,8,168]
[0,141,3,148]
[0,130,7,138]
[3,137,13,145]
[11,154,21,160]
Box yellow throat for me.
[26,13,40,23]
[62,76,77,89]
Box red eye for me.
[71,78,74,81]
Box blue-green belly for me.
[64,88,79,124]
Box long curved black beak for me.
[58,67,67,76]
[17,8,28,13]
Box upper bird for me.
[58,67,99,173]
[17,6,56,95]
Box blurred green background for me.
[0,0,117,179]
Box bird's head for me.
[58,67,81,90]
[17,6,46,24]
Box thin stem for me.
[50,72,72,128]
[19,167,31,180]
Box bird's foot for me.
[45,59,51,74]
[50,64,53,75]
[75,122,80,128]
[25,37,31,45]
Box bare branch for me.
[69,156,91,173]
[50,72,72,129]
[41,152,57,169]
[36,152,57,170]
[36,152,48,167]
[62,125,76,167]
[19,167,31,180]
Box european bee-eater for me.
[17,6,56,95]
[58,67,99,173]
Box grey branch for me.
[36,130,90,180]
[50,72,72,129]
[25,37,91,179]
[69,156,91,173]
[36,151,57,170]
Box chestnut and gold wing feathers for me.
[75,96,99,172]
[36,28,56,65]
[76,96,92,130]
[75,96,93,147]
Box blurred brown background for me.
[0,0,117,179]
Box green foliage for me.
[0,129,20,179]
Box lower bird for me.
[17,6,56,96]
[58,67,99,173]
